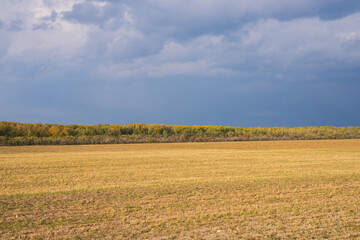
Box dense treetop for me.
[0,121,359,146]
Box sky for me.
[0,0,359,127]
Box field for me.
[1,140,360,239]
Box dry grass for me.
[0,139,360,239]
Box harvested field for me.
[1,139,360,239]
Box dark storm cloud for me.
[62,0,360,38]
[0,0,360,126]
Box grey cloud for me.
[42,10,58,22]
[95,13,360,83]
[63,2,105,24]
[1,0,360,126]
[32,23,53,30]
[263,0,360,21]
[317,0,360,20]
[62,0,360,40]
[63,2,125,29]
[32,10,58,30]
[6,20,23,31]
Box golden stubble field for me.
[0,139,360,239]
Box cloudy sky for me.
[0,0,359,127]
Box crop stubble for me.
[0,140,359,239]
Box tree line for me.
[0,121,359,146]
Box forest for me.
[0,121,359,146]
